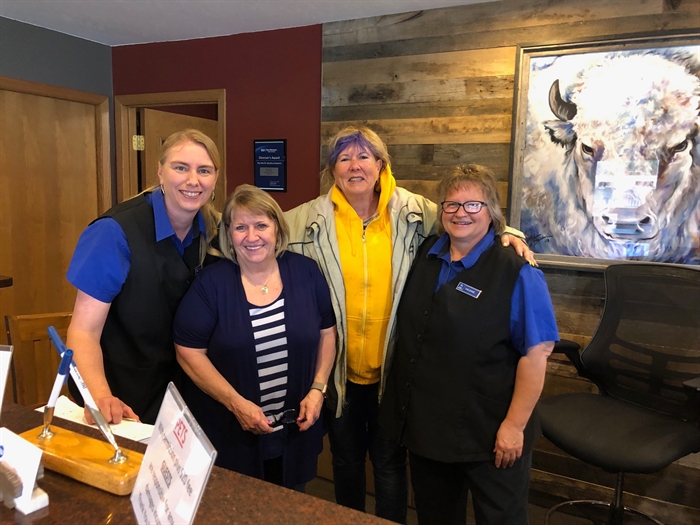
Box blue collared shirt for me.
[428,229,559,354]
[67,190,205,303]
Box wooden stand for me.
[20,426,143,496]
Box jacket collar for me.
[329,165,397,223]
[301,166,426,236]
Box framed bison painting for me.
[508,32,700,270]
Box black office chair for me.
[538,263,700,525]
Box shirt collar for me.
[148,189,205,242]
[427,228,496,269]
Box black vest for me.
[380,235,535,463]
[70,193,202,424]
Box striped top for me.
[251,292,288,433]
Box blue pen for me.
[47,326,68,355]
[45,327,128,462]
[38,349,73,439]
[47,326,99,409]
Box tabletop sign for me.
[0,427,48,514]
[254,139,287,192]
[130,383,216,525]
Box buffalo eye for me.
[581,143,595,156]
[668,140,688,156]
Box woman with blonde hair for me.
[285,128,533,522]
[174,184,336,489]
[66,129,221,424]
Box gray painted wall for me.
[0,17,112,96]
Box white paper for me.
[131,383,216,525]
[35,396,155,444]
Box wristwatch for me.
[310,382,328,398]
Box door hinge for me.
[132,135,145,151]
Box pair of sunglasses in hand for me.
[265,408,299,428]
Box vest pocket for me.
[455,389,510,457]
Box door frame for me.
[114,89,226,202]
[0,76,112,213]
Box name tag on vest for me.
[456,282,482,299]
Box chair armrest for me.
[682,376,700,392]
[552,339,591,380]
[683,377,700,412]
[553,339,581,356]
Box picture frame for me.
[508,31,700,271]
[254,139,287,192]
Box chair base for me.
[545,500,664,525]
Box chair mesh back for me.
[581,264,700,423]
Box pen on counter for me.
[38,349,73,439]
[46,326,128,464]
[47,326,99,409]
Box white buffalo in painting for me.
[520,49,700,264]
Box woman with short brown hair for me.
[380,165,559,525]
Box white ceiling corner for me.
[0,0,499,46]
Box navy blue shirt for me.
[67,190,206,303]
[428,229,559,354]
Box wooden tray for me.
[20,426,143,496]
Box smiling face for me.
[229,207,278,267]
[157,140,218,220]
[332,143,383,203]
[441,183,492,253]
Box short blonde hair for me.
[219,184,290,263]
[437,164,505,235]
[321,126,391,186]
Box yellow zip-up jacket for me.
[331,168,396,384]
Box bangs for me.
[327,133,377,166]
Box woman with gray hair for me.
[174,184,336,490]
[285,128,534,522]
[379,165,559,525]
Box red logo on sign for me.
[173,418,188,448]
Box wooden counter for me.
[0,403,389,524]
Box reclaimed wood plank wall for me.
[321,0,700,522]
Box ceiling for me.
[0,0,497,47]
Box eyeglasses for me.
[264,409,298,428]
[440,201,486,214]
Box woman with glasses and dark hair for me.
[173,185,336,490]
[284,127,533,523]
[379,165,559,525]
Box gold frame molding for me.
[114,89,226,203]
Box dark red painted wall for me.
[150,104,219,121]
[112,25,322,210]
